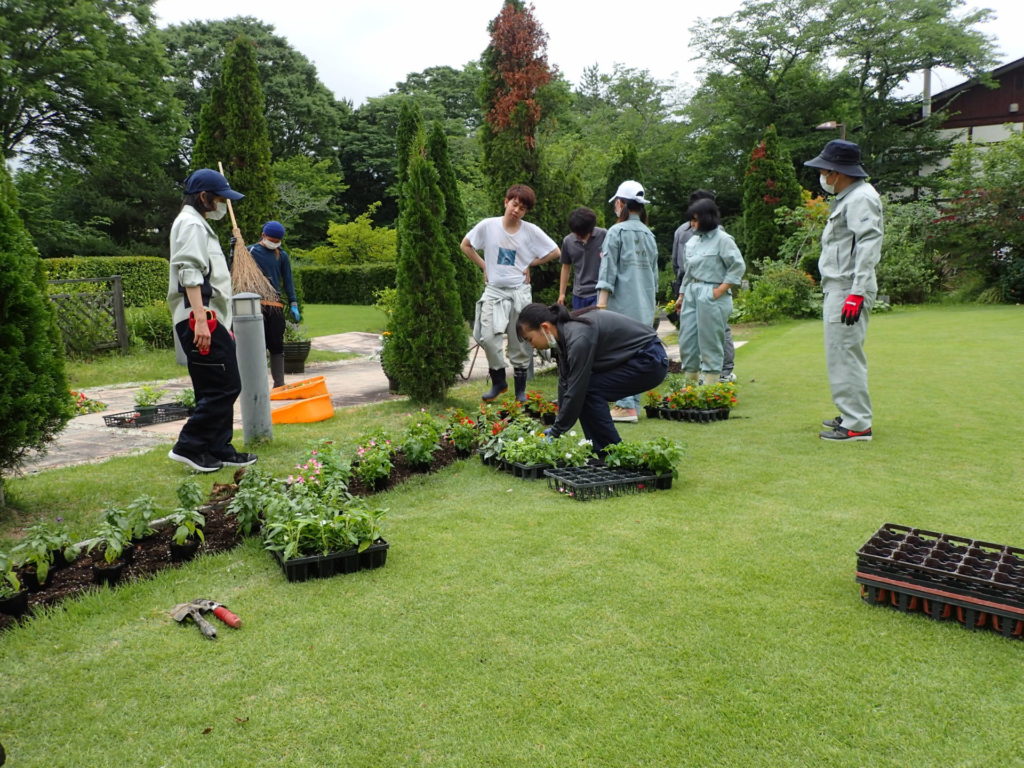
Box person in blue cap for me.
[247,220,299,388]
[166,168,257,472]
[804,140,883,442]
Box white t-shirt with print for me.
[465,216,557,288]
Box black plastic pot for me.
[19,566,51,592]
[644,406,660,419]
[92,560,126,587]
[169,537,201,563]
[0,589,29,617]
[283,341,311,374]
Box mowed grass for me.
[1,305,1022,767]
[63,304,381,390]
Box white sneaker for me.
[610,407,638,423]
[719,373,737,383]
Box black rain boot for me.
[481,368,508,401]
[270,353,286,389]
[513,367,528,403]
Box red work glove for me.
[840,295,864,326]
[188,309,218,355]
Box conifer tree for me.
[427,121,479,322]
[389,150,466,402]
[741,124,802,264]
[479,0,552,206]
[396,101,424,189]
[192,35,275,240]
[0,166,71,506]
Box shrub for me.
[735,261,820,322]
[293,203,397,265]
[876,201,943,304]
[126,301,173,349]
[741,125,802,263]
[42,256,167,307]
[774,191,830,280]
[294,264,397,304]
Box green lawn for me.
[2,305,1022,766]
[64,304,380,389]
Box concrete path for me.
[20,325,740,474]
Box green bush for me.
[126,302,174,350]
[42,256,167,308]
[877,201,943,304]
[734,261,820,322]
[291,203,396,265]
[294,264,397,305]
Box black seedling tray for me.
[103,402,192,428]
[654,407,730,423]
[856,522,1024,599]
[544,466,668,501]
[272,539,388,582]
[509,461,553,480]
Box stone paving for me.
[20,325,732,474]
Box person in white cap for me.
[595,180,659,423]
[803,139,882,442]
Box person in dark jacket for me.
[516,303,668,452]
[247,220,299,388]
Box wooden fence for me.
[47,276,130,355]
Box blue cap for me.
[262,221,286,238]
[183,169,244,200]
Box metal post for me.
[232,292,272,443]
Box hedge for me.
[294,264,398,305]
[43,256,167,308]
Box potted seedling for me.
[168,479,206,561]
[133,384,167,423]
[175,388,197,414]
[282,321,311,373]
[87,521,131,586]
[106,495,159,542]
[400,411,444,472]
[444,409,480,457]
[643,390,663,419]
[11,518,79,590]
[0,552,28,617]
[604,437,685,488]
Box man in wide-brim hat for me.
[804,139,883,442]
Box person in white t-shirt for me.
[461,184,560,401]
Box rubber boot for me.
[699,371,720,386]
[513,367,529,403]
[481,368,508,401]
[683,371,699,384]
[270,353,286,389]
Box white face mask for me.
[819,173,836,195]
[260,239,281,249]
[205,201,228,220]
[543,330,557,349]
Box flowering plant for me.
[701,381,738,410]
[524,390,558,415]
[71,390,106,415]
[444,409,480,453]
[401,410,444,467]
[352,430,395,487]
[604,437,685,478]
[551,432,594,467]
[665,385,699,410]
[643,390,663,407]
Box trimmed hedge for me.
[43,256,167,308]
[294,264,397,305]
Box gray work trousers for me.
[823,290,874,432]
[679,282,732,373]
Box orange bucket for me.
[270,376,328,400]
[271,394,334,424]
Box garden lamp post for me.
[232,292,273,443]
[815,120,847,140]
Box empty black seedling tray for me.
[102,403,192,428]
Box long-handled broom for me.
[217,162,279,304]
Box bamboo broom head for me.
[217,162,279,303]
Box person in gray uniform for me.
[516,303,668,454]
[671,189,736,382]
[674,198,745,386]
[804,140,883,442]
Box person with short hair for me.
[516,303,668,453]
[247,220,299,388]
[804,139,883,442]
[595,180,659,423]
[558,207,606,310]
[166,169,256,472]
[671,189,737,382]
[461,184,560,402]
[674,197,745,386]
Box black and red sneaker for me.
[819,425,872,442]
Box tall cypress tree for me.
[389,150,466,402]
[427,121,478,322]
[0,166,71,506]
[192,35,275,240]
[741,124,802,264]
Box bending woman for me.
[674,198,745,383]
[517,303,668,453]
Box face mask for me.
[260,239,280,249]
[543,330,557,349]
[206,201,228,220]
[819,173,836,195]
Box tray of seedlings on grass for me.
[855,522,1024,640]
[496,425,595,480]
[644,378,736,423]
[602,437,683,490]
[544,465,660,501]
[523,389,559,425]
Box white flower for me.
[578,438,591,446]
[569,430,578,437]
[517,436,525,443]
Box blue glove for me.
[542,426,556,443]
[290,303,301,323]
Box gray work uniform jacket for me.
[819,179,883,295]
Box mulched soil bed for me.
[2,445,469,632]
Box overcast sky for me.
[153,0,1024,106]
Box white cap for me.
[608,180,650,204]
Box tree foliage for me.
[741,125,803,263]
[0,167,71,499]
[193,35,276,241]
[389,151,466,402]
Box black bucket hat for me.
[804,140,868,178]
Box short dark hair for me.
[568,207,597,237]
[183,191,216,213]
[686,198,720,232]
[689,189,717,204]
[505,184,536,211]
